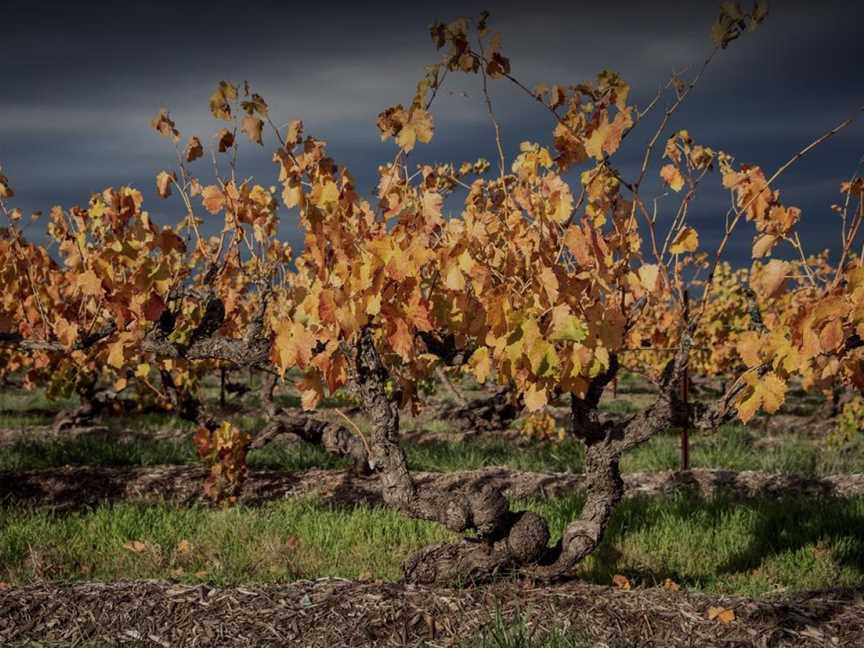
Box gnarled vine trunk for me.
[351,328,691,585]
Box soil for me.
[2,465,864,510]
[1,579,861,647]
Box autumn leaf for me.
[76,269,104,296]
[751,233,777,258]
[524,384,548,411]
[285,120,304,146]
[612,574,632,590]
[151,109,179,141]
[209,81,237,120]
[462,347,490,385]
[241,115,264,145]
[185,136,204,162]
[550,305,588,342]
[123,540,147,553]
[736,371,787,422]
[396,108,434,152]
[736,331,763,368]
[750,259,788,299]
[707,606,735,624]
[0,172,13,198]
[660,164,685,192]
[216,128,235,152]
[201,185,226,214]
[669,227,698,254]
[638,264,662,293]
[156,171,175,199]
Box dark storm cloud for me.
[1,0,862,264]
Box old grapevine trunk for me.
[351,329,690,584]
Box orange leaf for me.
[707,606,735,624]
[202,186,226,214]
[612,574,632,590]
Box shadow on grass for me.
[570,492,864,595]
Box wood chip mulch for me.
[2,465,864,510]
[1,579,861,647]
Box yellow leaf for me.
[669,227,698,254]
[524,384,548,411]
[538,267,559,301]
[396,109,434,152]
[76,269,104,297]
[751,233,777,258]
[135,363,151,379]
[736,331,762,368]
[660,164,685,192]
[549,305,588,343]
[638,264,662,293]
[366,293,382,316]
[736,371,787,423]
[584,115,610,161]
[750,259,788,300]
[468,347,492,383]
[445,263,466,291]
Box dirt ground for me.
[2,464,864,510]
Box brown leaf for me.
[612,574,632,590]
[151,109,180,141]
[216,128,235,153]
[185,136,204,162]
[156,170,175,199]
[241,115,264,145]
[122,540,150,554]
[285,120,304,147]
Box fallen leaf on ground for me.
[612,574,632,590]
[707,606,736,623]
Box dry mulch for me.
[1,465,864,510]
[1,579,861,647]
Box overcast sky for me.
[2,0,862,265]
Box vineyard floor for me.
[2,381,864,645]
[2,579,863,647]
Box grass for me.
[457,607,591,648]
[3,423,863,477]
[2,494,863,598]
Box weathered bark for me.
[351,329,550,584]
[351,326,694,585]
[253,372,370,473]
[52,386,115,432]
[431,384,522,432]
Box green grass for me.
[2,494,863,597]
[458,607,590,648]
[3,423,863,476]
